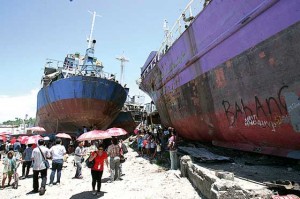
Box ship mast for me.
[116,53,129,85]
[82,11,101,73]
[87,11,101,49]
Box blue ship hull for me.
[36,76,128,133]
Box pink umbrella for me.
[106,127,128,137]
[77,130,111,141]
[26,135,43,144]
[56,133,72,139]
[28,126,46,133]
[0,132,12,136]
[18,136,29,144]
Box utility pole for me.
[23,114,28,134]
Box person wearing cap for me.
[88,144,109,196]
[1,151,16,189]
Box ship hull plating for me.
[37,76,127,133]
[140,0,300,158]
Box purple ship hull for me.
[140,0,300,159]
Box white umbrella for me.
[56,133,72,139]
[43,136,50,141]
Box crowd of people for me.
[0,125,178,196]
[0,135,128,196]
[134,126,178,170]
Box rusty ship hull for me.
[140,0,300,159]
[37,76,128,133]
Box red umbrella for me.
[28,126,46,133]
[0,135,7,142]
[18,136,30,144]
[10,137,17,144]
[77,130,111,141]
[56,133,72,139]
[106,127,128,137]
[26,135,43,145]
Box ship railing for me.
[45,59,64,69]
[42,60,117,86]
[141,0,205,80]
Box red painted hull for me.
[140,1,300,159]
[37,98,121,133]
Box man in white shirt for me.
[49,138,66,186]
[30,139,50,195]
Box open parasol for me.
[18,136,29,144]
[77,130,111,141]
[56,133,72,139]
[26,135,44,145]
[28,126,46,133]
[105,127,128,137]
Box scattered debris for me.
[178,146,231,162]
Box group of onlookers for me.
[1,127,178,196]
[1,136,128,196]
[135,126,178,170]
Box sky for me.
[0,0,202,123]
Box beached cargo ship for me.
[36,12,128,133]
[140,0,300,159]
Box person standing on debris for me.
[89,144,109,196]
[168,128,178,170]
[30,139,50,195]
[73,141,85,179]
[49,138,66,186]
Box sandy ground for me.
[0,143,201,199]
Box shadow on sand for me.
[101,177,110,183]
[70,191,107,199]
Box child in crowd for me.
[2,151,17,189]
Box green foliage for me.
[2,117,36,126]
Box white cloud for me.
[0,89,38,123]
